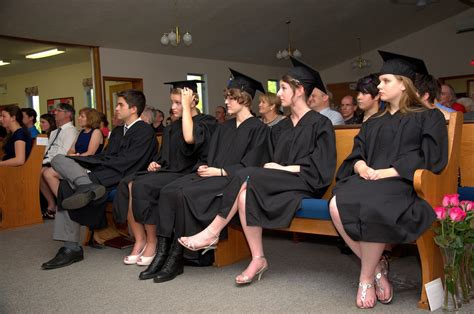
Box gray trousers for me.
[51,154,93,243]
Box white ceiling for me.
[0,0,472,76]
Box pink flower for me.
[442,194,460,207]
[449,206,467,222]
[460,200,473,212]
[434,206,447,220]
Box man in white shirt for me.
[40,103,78,217]
[308,88,345,126]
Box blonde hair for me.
[378,75,429,117]
[259,92,281,113]
[223,88,252,108]
[79,107,101,129]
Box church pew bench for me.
[214,112,463,310]
[458,121,474,201]
[0,139,45,229]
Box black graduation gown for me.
[113,114,217,224]
[156,116,269,238]
[219,110,336,228]
[333,108,448,243]
[58,121,158,228]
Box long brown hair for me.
[379,75,429,117]
[280,74,308,102]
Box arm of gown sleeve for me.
[392,109,448,181]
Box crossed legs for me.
[329,196,392,308]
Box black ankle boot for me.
[153,240,184,283]
[139,236,172,280]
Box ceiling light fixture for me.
[350,38,371,70]
[25,48,65,59]
[276,20,302,60]
[0,60,11,66]
[161,0,192,47]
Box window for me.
[26,95,41,129]
[187,74,207,113]
[267,80,278,94]
[85,87,95,108]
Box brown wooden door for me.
[108,82,133,125]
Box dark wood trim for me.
[92,48,103,113]
[439,73,474,83]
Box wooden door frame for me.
[101,76,144,115]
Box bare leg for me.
[235,187,267,282]
[40,167,56,210]
[329,196,361,258]
[43,168,61,198]
[357,242,385,308]
[142,224,157,257]
[126,181,146,255]
[179,182,247,247]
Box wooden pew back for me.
[460,122,474,187]
[0,140,45,229]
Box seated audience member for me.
[440,84,466,112]
[215,105,227,124]
[0,105,33,166]
[258,92,286,127]
[329,51,448,309]
[40,113,57,137]
[141,69,269,283]
[98,112,110,138]
[179,58,336,286]
[457,97,473,112]
[41,89,157,270]
[141,106,155,124]
[40,103,78,218]
[355,74,381,122]
[339,95,362,124]
[113,80,216,272]
[41,107,104,219]
[415,74,453,120]
[153,109,165,134]
[308,83,344,125]
[21,108,40,138]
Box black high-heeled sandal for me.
[43,209,56,219]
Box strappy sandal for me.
[374,256,393,304]
[178,228,219,255]
[235,256,268,285]
[357,282,375,309]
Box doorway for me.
[102,76,143,127]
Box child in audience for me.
[178,58,336,285]
[39,113,57,137]
[0,105,33,166]
[21,108,40,138]
[42,107,104,219]
[141,69,269,283]
[329,51,448,309]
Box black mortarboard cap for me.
[163,80,204,93]
[378,50,428,81]
[287,57,326,95]
[227,68,265,99]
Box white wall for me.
[321,9,474,84]
[99,48,286,114]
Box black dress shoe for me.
[139,237,171,280]
[41,247,84,270]
[153,241,184,283]
[62,183,106,210]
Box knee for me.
[51,154,66,168]
[329,197,340,221]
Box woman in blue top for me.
[42,107,103,218]
[0,105,33,166]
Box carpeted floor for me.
[1,221,472,313]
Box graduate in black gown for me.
[178,57,337,285]
[141,69,269,283]
[113,80,216,269]
[329,52,448,309]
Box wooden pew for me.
[0,139,45,229]
[214,112,463,310]
[460,122,474,187]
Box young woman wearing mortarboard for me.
[329,51,448,309]
[178,58,337,285]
